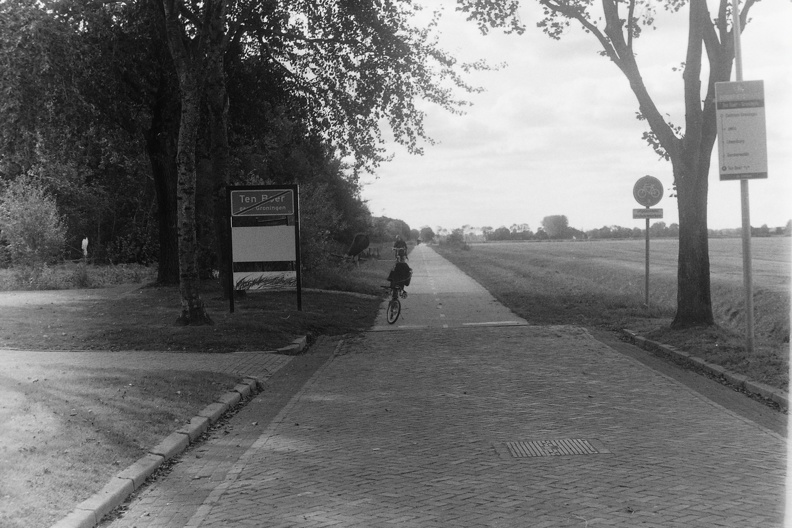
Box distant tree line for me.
[433,216,791,244]
[711,221,792,238]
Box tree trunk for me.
[671,157,715,328]
[174,71,213,325]
[145,72,180,285]
[161,0,213,325]
[667,0,714,328]
[206,40,232,297]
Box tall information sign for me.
[715,80,767,180]
[227,185,301,312]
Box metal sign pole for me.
[732,0,755,354]
[227,188,235,313]
[645,216,650,308]
[632,175,663,310]
[292,187,302,311]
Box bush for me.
[11,263,62,290]
[0,262,156,291]
[299,182,348,271]
[441,228,470,250]
[0,175,66,267]
[104,222,159,265]
[70,261,91,288]
[0,242,11,269]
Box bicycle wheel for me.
[386,298,401,324]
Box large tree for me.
[461,0,760,328]
[158,0,227,325]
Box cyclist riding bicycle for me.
[392,235,408,262]
[387,260,412,290]
[384,241,412,323]
[388,235,411,291]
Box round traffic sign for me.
[633,176,663,207]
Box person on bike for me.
[393,235,407,251]
[393,235,408,262]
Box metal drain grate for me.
[505,439,608,458]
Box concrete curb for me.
[275,335,309,356]
[51,376,261,528]
[621,329,789,410]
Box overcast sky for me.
[359,2,791,233]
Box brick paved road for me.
[103,245,786,528]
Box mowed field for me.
[469,237,790,294]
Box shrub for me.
[0,242,11,268]
[104,222,159,265]
[0,262,156,291]
[12,263,61,290]
[0,175,66,268]
[441,228,470,250]
[299,182,348,271]
[70,261,91,288]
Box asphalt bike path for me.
[102,244,786,527]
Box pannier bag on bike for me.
[387,262,412,287]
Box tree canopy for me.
[541,215,569,239]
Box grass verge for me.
[0,257,395,527]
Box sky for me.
[358,1,792,233]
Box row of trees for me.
[436,217,601,242]
[714,223,792,238]
[437,219,791,243]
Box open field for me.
[473,237,790,294]
[437,237,790,392]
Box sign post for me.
[633,176,664,309]
[227,185,301,312]
[712,0,766,354]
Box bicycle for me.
[383,259,412,324]
[636,183,661,199]
[383,280,408,324]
